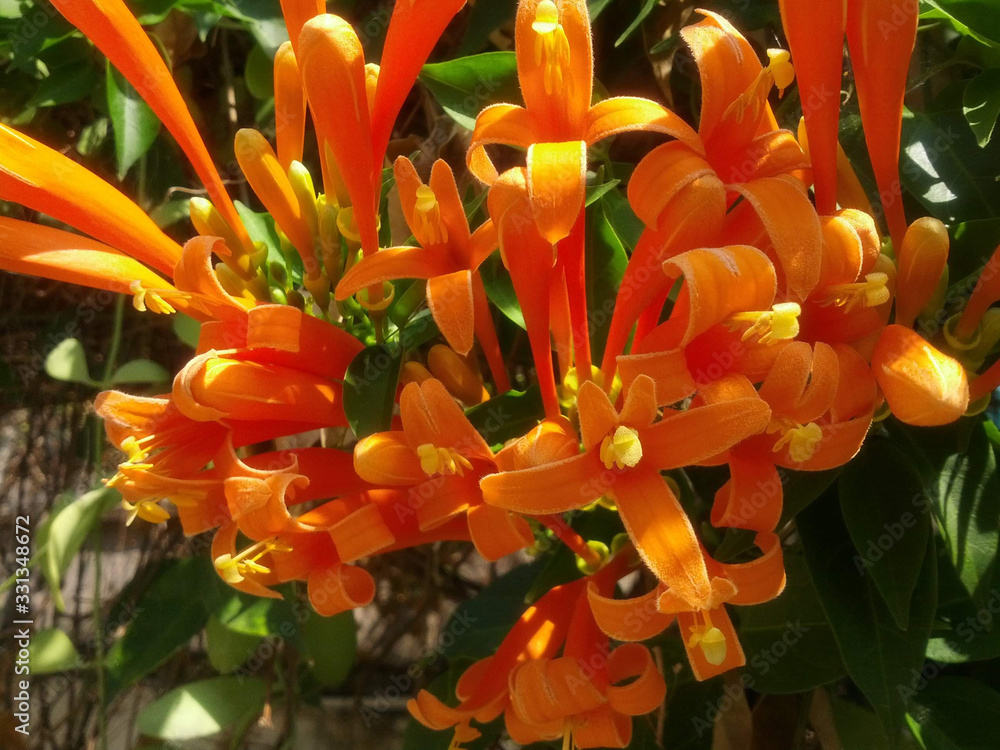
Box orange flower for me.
[335,158,509,390]
[587,532,786,681]
[353,379,534,561]
[481,375,771,608]
[410,551,667,749]
[467,0,699,379]
[297,1,466,258]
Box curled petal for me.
[354,432,425,485]
[585,96,703,152]
[468,503,535,561]
[468,104,540,185]
[587,583,675,642]
[606,644,667,716]
[307,563,376,616]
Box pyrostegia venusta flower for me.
[410,548,667,748]
[354,379,534,561]
[481,375,771,608]
[335,158,510,390]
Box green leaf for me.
[106,63,161,179]
[244,44,274,101]
[839,441,931,629]
[110,359,170,385]
[343,345,402,439]
[829,695,893,750]
[933,422,1000,607]
[222,0,288,56]
[29,629,81,674]
[615,0,657,47]
[440,562,542,661]
[901,97,1000,224]
[586,196,629,362]
[300,611,356,687]
[419,52,520,130]
[457,0,515,55]
[137,676,266,740]
[45,338,93,385]
[798,493,938,746]
[211,593,288,637]
[77,118,110,157]
[205,617,263,674]
[36,487,120,612]
[30,61,99,108]
[964,69,1000,147]
[907,677,1000,749]
[923,0,1000,47]
[105,557,213,699]
[172,313,202,348]
[738,551,846,694]
[235,200,293,278]
[480,252,525,329]
[150,197,192,228]
[464,386,545,446]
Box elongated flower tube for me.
[778,0,844,214]
[278,0,325,53]
[0,125,181,275]
[895,218,949,329]
[0,218,175,299]
[52,0,251,251]
[846,0,919,250]
[954,243,1000,344]
[274,42,307,171]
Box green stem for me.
[93,531,106,750]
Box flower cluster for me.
[2,0,1000,747]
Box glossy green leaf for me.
[457,0,515,55]
[110,359,170,385]
[479,253,525,329]
[29,628,81,674]
[45,338,93,385]
[36,486,120,612]
[829,695,894,750]
[223,0,288,57]
[839,440,931,629]
[343,344,402,439]
[907,677,1000,749]
[933,422,999,607]
[587,196,629,362]
[107,63,161,179]
[901,97,1000,224]
[136,676,266,740]
[205,617,263,674]
[739,552,846,694]
[300,611,356,687]
[244,44,274,100]
[419,52,520,130]
[798,494,938,747]
[964,69,1000,147]
[923,0,1000,47]
[105,557,213,699]
[465,385,544,446]
[30,61,99,108]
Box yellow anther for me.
[822,272,891,312]
[121,497,170,527]
[130,280,181,315]
[414,184,449,246]
[766,48,795,97]
[416,444,474,477]
[771,420,823,463]
[687,610,728,666]
[532,0,571,96]
[214,538,292,584]
[599,426,643,470]
[729,302,802,344]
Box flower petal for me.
[428,269,476,355]
[480,450,606,514]
[468,104,540,185]
[526,140,587,245]
[335,245,457,299]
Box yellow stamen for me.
[767,48,795,97]
[532,0,572,97]
[130,280,185,315]
[414,184,448,246]
[822,272,891,312]
[686,610,728,666]
[770,420,823,463]
[599,426,643,470]
[416,444,474,477]
[121,497,171,527]
[728,302,801,344]
[214,537,292,584]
